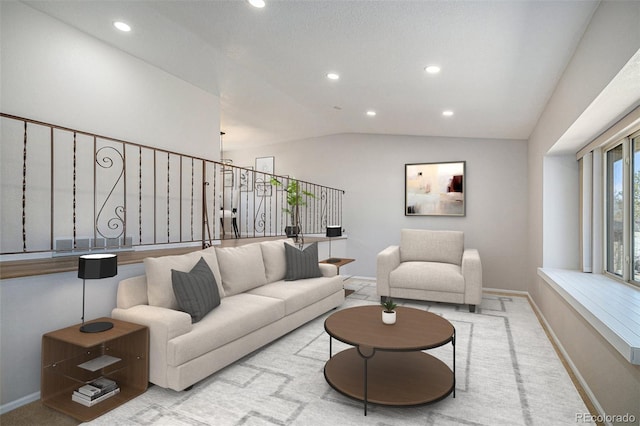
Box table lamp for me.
[325,226,342,263]
[78,253,117,333]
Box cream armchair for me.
[377,229,482,312]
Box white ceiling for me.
[25,0,602,150]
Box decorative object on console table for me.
[325,225,342,263]
[77,253,117,333]
[270,177,315,243]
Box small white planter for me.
[382,310,396,325]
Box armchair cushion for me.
[400,229,463,265]
[390,262,464,293]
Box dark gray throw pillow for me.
[172,257,220,323]
[284,242,322,281]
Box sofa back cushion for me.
[400,229,464,265]
[145,249,223,309]
[260,239,295,283]
[216,242,267,296]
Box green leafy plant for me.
[381,298,397,313]
[270,177,315,232]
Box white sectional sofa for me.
[112,239,345,391]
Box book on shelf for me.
[72,387,120,407]
[89,377,118,393]
[72,378,119,406]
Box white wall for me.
[0,2,220,410]
[543,155,580,269]
[527,1,640,422]
[228,133,529,292]
[528,0,640,280]
[0,1,220,159]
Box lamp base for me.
[80,321,114,333]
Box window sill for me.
[538,268,640,365]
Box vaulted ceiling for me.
[26,0,603,149]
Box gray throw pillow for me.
[284,242,322,281]
[172,257,220,323]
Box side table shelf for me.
[41,317,149,422]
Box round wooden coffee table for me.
[324,305,455,415]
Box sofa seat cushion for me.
[248,275,343,316]
[390,262,465,294]
[166,293,285,366]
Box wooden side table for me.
[41,317,149,421]
[320,257,355,274]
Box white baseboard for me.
[483,287,529,296]
[1,391,40,415]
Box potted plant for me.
[270,177,315,240]
[381,298,397,325]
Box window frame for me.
[603,130,640,288]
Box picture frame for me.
[255,156,274,197]
[223,169,234,188]
[255,156,274,175]
[405,161,465,216]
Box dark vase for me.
[285,225,300,238]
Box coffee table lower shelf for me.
[324,348,454,409]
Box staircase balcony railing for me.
[0,113,344,258]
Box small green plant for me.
[381,298,397,313]
[270,177,315,231]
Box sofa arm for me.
[319,263,338,277]
[116,275,148,309]
[376,245,400,297]
[112,304,192,388]
[462,249,483,306]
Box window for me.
[606,144,624,276]
[604,130,640,286]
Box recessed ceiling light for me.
[425,65,441,74]
[366,111,377,117]
[442,110,454,117]
[248,0,266,8]
[113,21,131,32]
[327,73,340,80]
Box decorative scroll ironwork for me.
[167,152,170,242]
[21,122,27,252]
[0,113,345,256]
[73,133,77,247]
[95,145,125,240]
[138,146,142,246]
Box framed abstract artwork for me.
[405,161,465,216]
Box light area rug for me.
[83,279,594,426]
